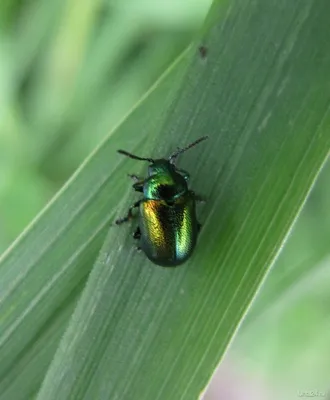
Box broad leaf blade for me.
[0,55,189,399]
[32,1,330,400]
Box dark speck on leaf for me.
[198,45,208,59]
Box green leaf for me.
[0,50,188,399]
[225,161,330,395]
[1,0,330,399]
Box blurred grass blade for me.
[29,1,330,399]
[0,54,189,399]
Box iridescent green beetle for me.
[115,136,208,267]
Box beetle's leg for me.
[191,191,206,203]
[195,195,206,203]
[197,222,202,232]
[133,228,141,251]
[176,168,190,182]
[128,174,140,182]
[133,226,141,240]
[115,200,141,225]
[127,174,144,193]
[132,182,144,192]
[128,174,145,184]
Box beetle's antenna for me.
[117,150,154,163]
[169,136,209,163]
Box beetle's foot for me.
[133,227,141,239]
[195,194,206,203]
[115,215,131,225]
[197,222,202,232]
[135,246,142,252]
[115,201,141,225]
[128,174,144,192]
[128,174,141,182]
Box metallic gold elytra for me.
[139,193,197,265]
[141,200,167,253]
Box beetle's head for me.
[117,136,208,202]
[147,159,175,176]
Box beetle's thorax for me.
[144,159,188,201]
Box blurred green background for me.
[0,0,329,399]
[0,0,211,252]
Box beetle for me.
[115,136,208,267]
